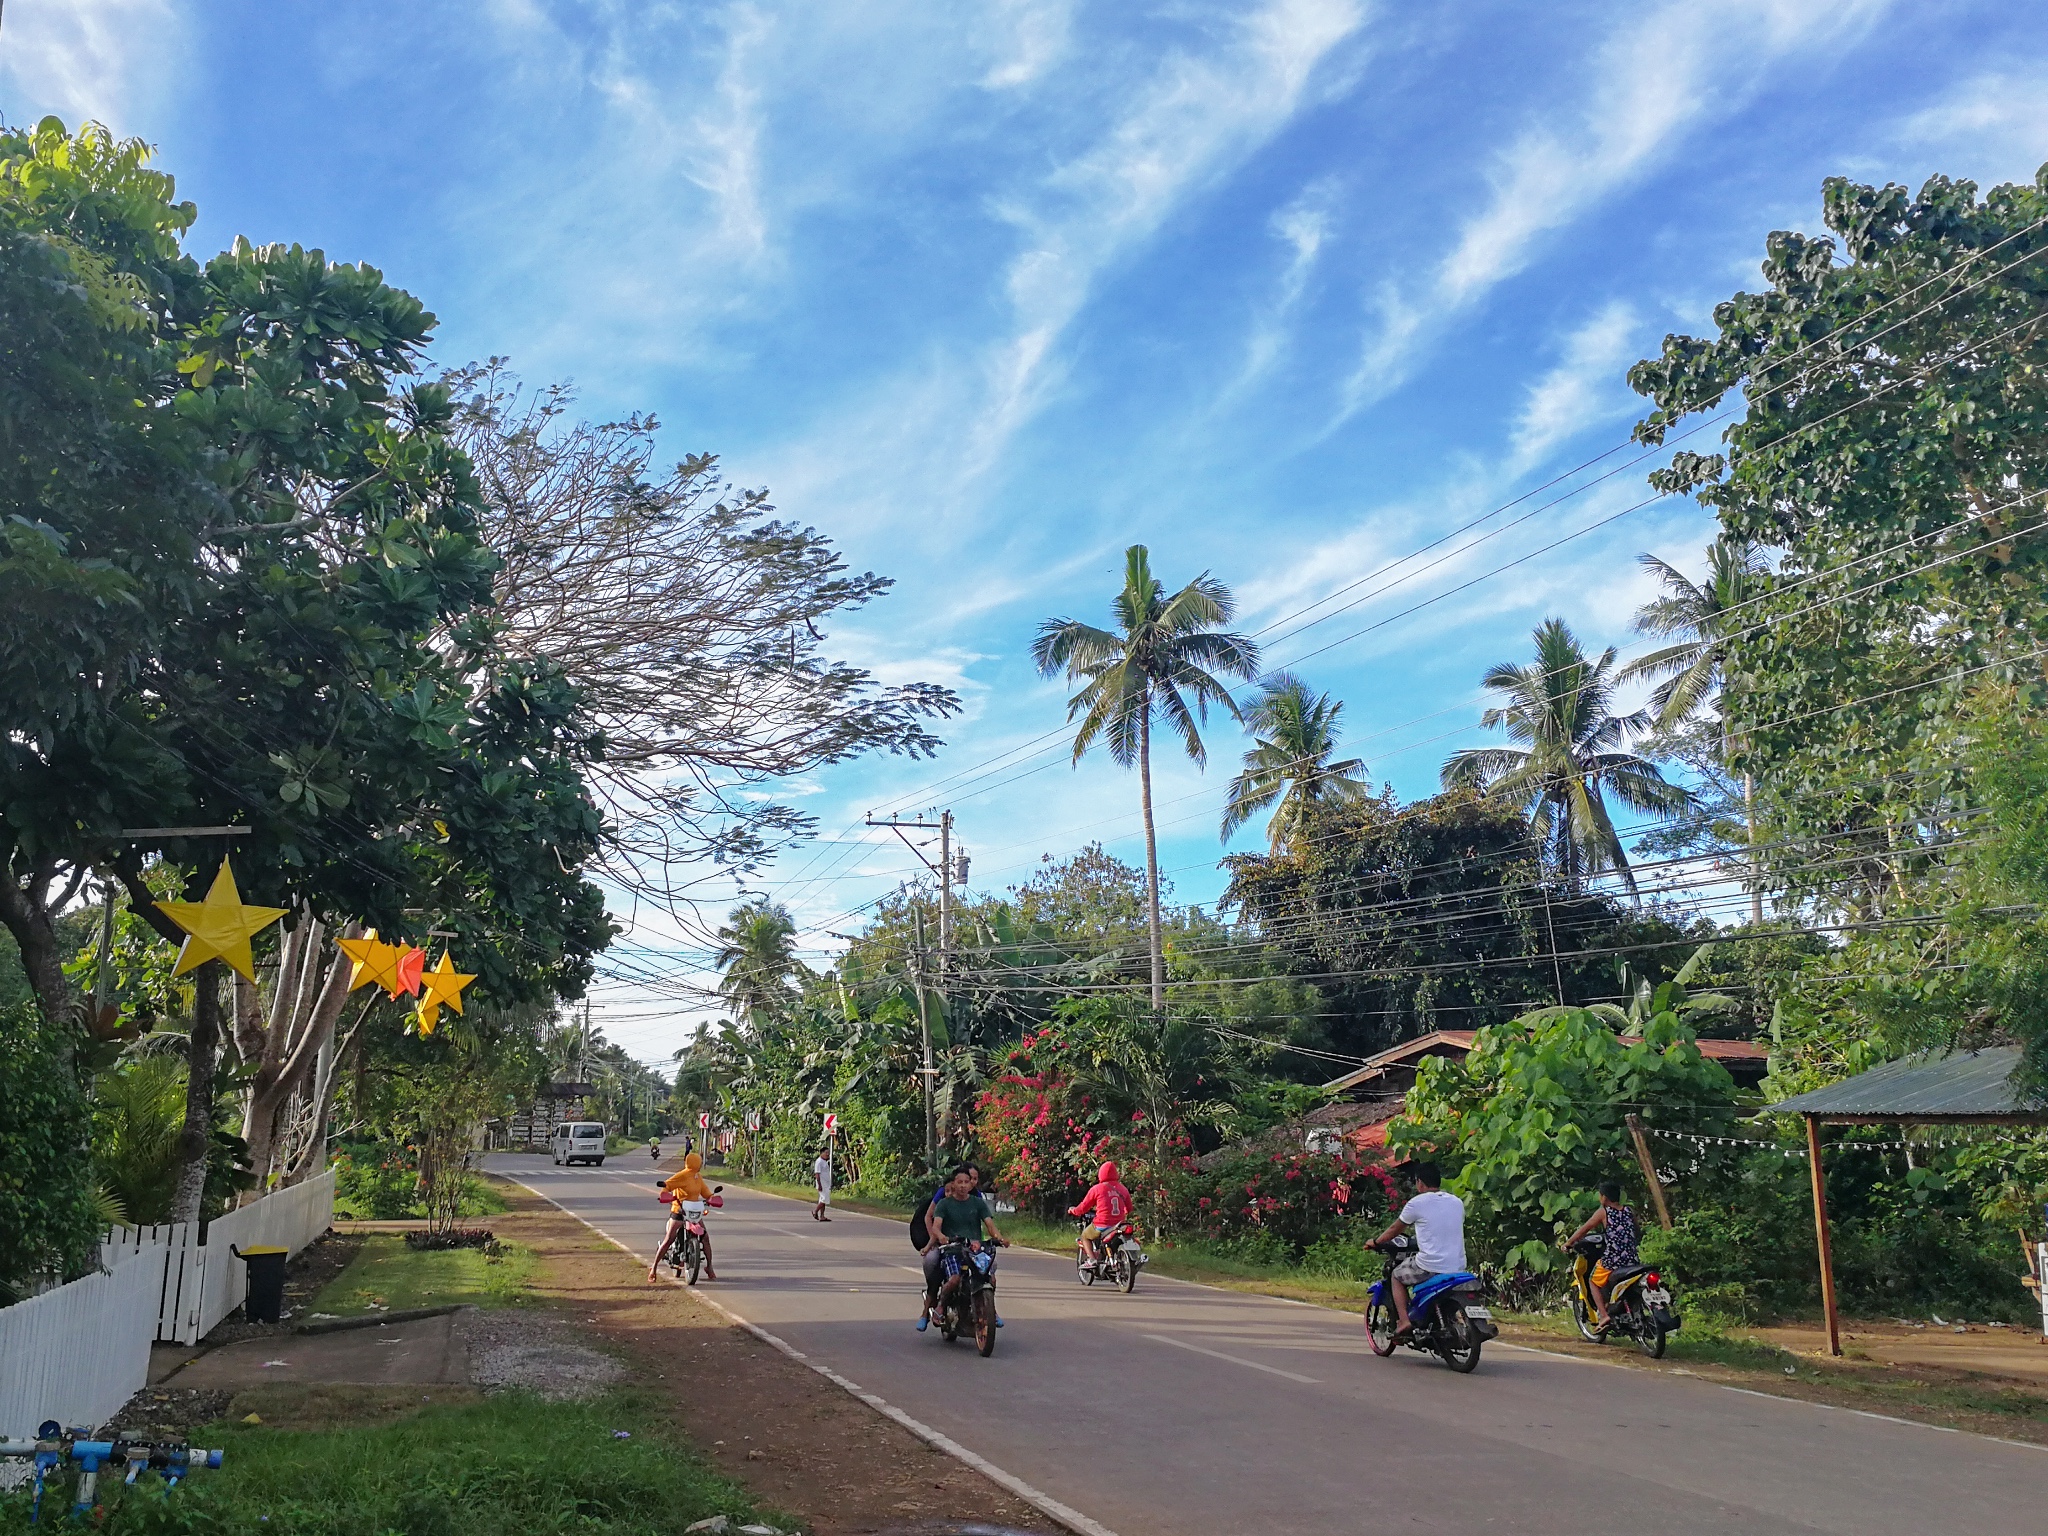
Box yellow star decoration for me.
[337,930,407,995]
[154,859,288,982]
[414,951,476,1035]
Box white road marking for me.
[504,1169,1122,1536]
[1142,1333,1321,1383]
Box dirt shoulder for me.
[488,1176,1060,1536]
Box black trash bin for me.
[233,1244,289,1324]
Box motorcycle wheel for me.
[1117,1250,1138,1293]
[1625,1296,1666,1359]
[1569,1287,1602,1343]
[1438,1306,1483,1373]
[974,1290,997,1357]
[1077,1249,1096,1287]
[1365,1295,1398,1357]
[685,1233,703,1287]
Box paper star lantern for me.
[337,931,405,994]
[413,951,476,1035]
[155,859,288,982]
[393,944,426,998]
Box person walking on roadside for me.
[812,1146,834,1221]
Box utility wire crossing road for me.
[492,1156,2041,1536]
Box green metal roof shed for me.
[1761,1046,2048,1354]
[1766,1046,2045,1124]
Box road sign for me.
[746,1110,760,1132]
[823,1112,838,1135]
[698,1111,710,1129]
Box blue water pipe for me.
[0,1422,221,1521]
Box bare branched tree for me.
[447,363,960,917]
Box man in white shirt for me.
[811,1149,833,1222]
[1368,1161,1466,1337]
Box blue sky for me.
[10,0,2046,1063]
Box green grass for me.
[0,1390,770,1536]
[307,1234,535,1317]
[331,1174,509,1223]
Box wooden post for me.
[1625,1113,1673,1230]
[1804,1114,1842,1357]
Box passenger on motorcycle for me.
[917,1165,1007,1331]
[1068,1161,1134,1269]
[1365,1161,1466,1338]
[648,1150,717,1282]
[1560,1180,1640,1333]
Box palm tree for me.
[1034,546,1260,1009]
[1442,617,1688,894]
[1617,538,1767,728]
[712,899,804,1030]
[1618,537,1769,923]
[1220,673,1370,851]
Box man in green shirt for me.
[918,1164,1006,1330]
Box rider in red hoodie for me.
[1069,1161,1134,1270]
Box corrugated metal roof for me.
[1765,1046,2045,1119]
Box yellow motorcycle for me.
[1565,1235,1681,1358]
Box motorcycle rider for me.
[1366,1161,1465,1338]
[1560,1180,1641,1333]
[648,1150,718,1282]
[917,1164,1006,1331]
[1069,1160,1134,1270]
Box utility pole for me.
[911,901,937,1178]
[865,812,963,1179]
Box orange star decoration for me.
[413,951,476,1035]
[154,859,288,982]
[393,944,427,998]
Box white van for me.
[551,1121,610,1166]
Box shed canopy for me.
[1765,1046,2046,1124]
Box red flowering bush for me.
[1166,1147,1398,1256]
[975,1027,1150,1220]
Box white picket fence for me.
[0,1246,160,1443]
[0,1171,338,1444]
[103,1171,337,1345]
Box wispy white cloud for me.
[1509,299,1640,472]
[979,0,1077,89]
[1893,67,2048,186]
[0,0,182,133]
[1219,176,1339,403]
[1342,0,1893,415]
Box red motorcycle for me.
[657,1186,723,1285]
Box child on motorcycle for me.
[649,1150,718,1282]
[1069,1160,1134,1270]
[1560,1180,1640,1333]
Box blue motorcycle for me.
[1364,1234,1496,1372]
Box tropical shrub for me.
[1390,997,1743,1274]
[0,1005,101,1297]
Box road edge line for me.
[505,1173,1124,1536]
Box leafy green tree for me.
[1443,618,1688,892]
[1221,674,1370,851]
[1223,788,1702,1057]
[0,1002,100,1297]
[1628,167,2048,921]
[713,899,805,1032]
[1391,999,1741,1273]
[1034,545,1260,1009]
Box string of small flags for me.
[1643,1126,2006,1155]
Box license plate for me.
[1462,1305,1492,1320]
[1646,1288,1671,1305]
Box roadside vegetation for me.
[308,1234,534,1317]
[0,1392,767,1536]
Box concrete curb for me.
[292,1304,472,1335]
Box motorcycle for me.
[930,1238,1002,1357]
[1565,1234,1681,1358]
[658,1185,723,1285]
[1075,1220,1147,1293]
[1364,1234,1497,1373]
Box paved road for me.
[491,1154,2041,1536]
